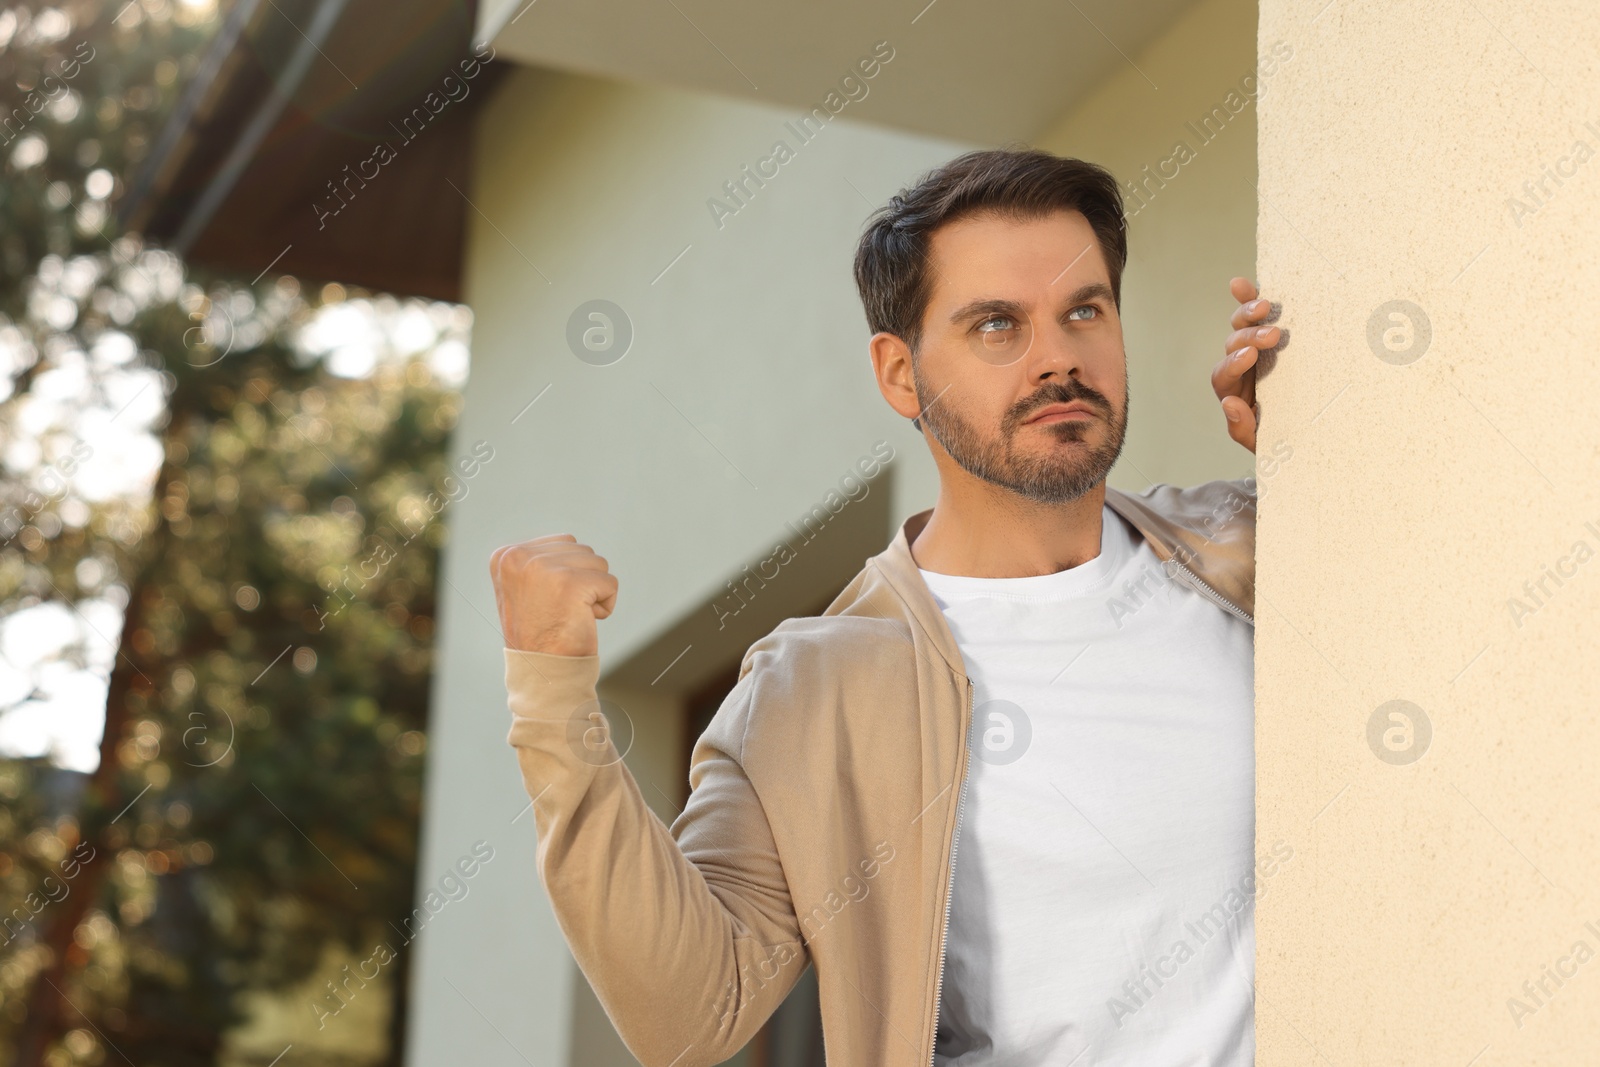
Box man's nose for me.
[1026,323,1084,383]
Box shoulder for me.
[694,612,918,765]
[1124,476,1255,514]
[1111,477,1256,541]
[741,613,917,691]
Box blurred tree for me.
[0,3,466,1064]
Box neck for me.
[910,465,1107,578]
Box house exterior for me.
[127,0,1600,1061]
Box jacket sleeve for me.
[504,648,807,1067]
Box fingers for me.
[1230,297,1276,331]
[1214,341,1258,453]
[1225,323,1280,358]
[1212,344,1258,401]
[487,533,616,656]
[1221,395,1258,453]
[545,556,612,586]
[592,578,619,620]
[524,532,578,547]
[494,539,613,585]
[490,533,577,574]
[1216,268,1264,378]
[493,536,598,566]
[488,537,612,612]
[1220,277,1270,455]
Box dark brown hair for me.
[853,148,1127,352]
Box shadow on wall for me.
[601,450,898,700]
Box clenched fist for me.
[490,535,618,657]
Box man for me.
[491,149,1282,1066]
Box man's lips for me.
[1024,401,1097,425]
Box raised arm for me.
[492,537,806,1067]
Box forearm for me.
[505,649,803,1066]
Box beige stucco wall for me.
[1256,1,1600,1062]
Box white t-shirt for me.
[918,505,1255,1067]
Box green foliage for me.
[1,0,213,308]
[0,3,462,1063]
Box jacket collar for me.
[865,507,968,682]
[864,482,1257,683]
[1102,483,1256,622]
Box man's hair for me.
[852,149,1127,353]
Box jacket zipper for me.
[1164,556,1254,625]
[927,682,975,1067]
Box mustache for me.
[1004,380,1113,430]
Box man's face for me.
[911,209,1128,504]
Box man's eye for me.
[1067,305,1098,321]
[977,316,1018,333]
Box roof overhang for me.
[127,0,1201,299]
[122,0,499,301]
[477,0,1201,145]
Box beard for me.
[915,372,1129,505]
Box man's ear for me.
[869,331,923,424]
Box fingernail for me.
[1250,300,1266,312]
[1255,326,1275,341]
[1226,408,1240,423]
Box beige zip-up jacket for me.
[504,479,1257,1067]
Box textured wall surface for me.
[1256,1,1600,1062]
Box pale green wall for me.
[1036,0,1264,492]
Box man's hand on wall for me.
[489,535,617,657]
[1214,276,1281,454]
